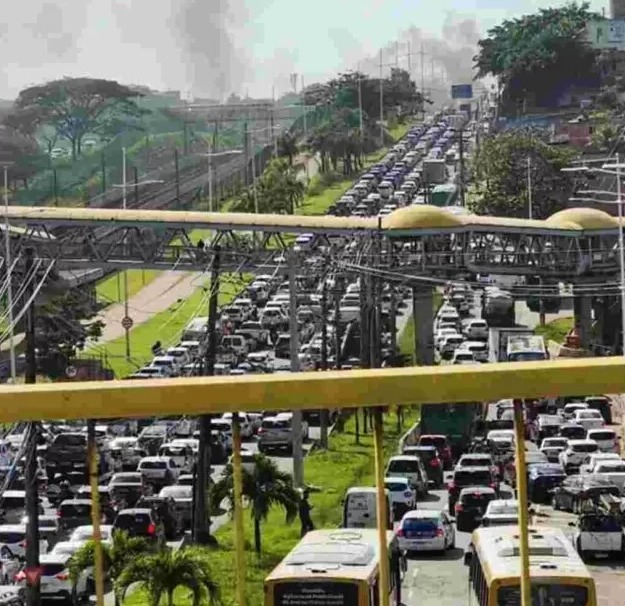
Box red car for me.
[418,435,453,470]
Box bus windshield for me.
[273,581,359,606]
[498,584,588,605]
[507,352,546,362]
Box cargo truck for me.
[488,327,534,363]
[422,159,447,185]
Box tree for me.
[210,454,299,554]
[34,283,105,380]
[116,547,220,606]
[232,158,305,214]
[468,130,575,219]
[277,131,299,166]
[69,530,150,605]
[14,78,145,159]
[474,3,600,109]
[0,125,47,186]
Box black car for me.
[113,508,165,542]
[558,424,586,441]
[551,475,621,512]
[454,487,497,533]
[448,466,497,515]
[135,496,183,540]
[402,446,444,487]
[57,499,92,532]
[527,464,566,504]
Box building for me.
[611,0,625,19]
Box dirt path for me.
[93,270,204,344]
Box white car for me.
[17,553,88,601]
[384,476,416,520]
[435,328,461,349]
[50,541,88,557]
[137,456,180,484]
[486,429,515,442]
[69,525,113,545]
[573,409,604,431]
[539,437,569,463]
[228,449,256,474]
[580,452,622,475]
[0,525,48,558]
[220,413,255,438]
[482,499,519,527]
[561,402,588,421]
[457,341,488,362]
[463,319,488,340]
[451,350,478,365]
[439,335,465,358]
[397,510,455,552]
[592,461,625,491]
[559,440,599,471]
[586,428,620,453]
[573,514,624,559]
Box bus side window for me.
[370,579,380,606]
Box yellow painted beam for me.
[0,358,622,423]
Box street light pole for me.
[615,154,625,356]
[379,49,384,148]
[208,145,214,213]
[527,156,533,220]
[357,63,364,139]
[122,147,130,361]
[3,165,16,381]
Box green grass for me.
[124,407,420,606]
[96,270,162,305]
[534,316,574,344]
[93,273,251,377]
[388,123,411,142]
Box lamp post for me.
[195,148,243,212]
[2,165,16,381]
[526,157,533,220]
[111,148,163,360]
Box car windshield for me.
[597,463,625,473]
[41,563,66,576]
[589,431,615,441]
[419,437,446,449]
[385,482,409,492]
[580,516,621,532]
[460,493,494,508]
[387,460,419,473]
[572,444,598,453]
[115,514,150,531]
[54,434,85,447]
[402,517,440,531]
[454,470,492,486]
[141,461,167,470]
[60,504,91,517]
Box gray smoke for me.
[0,0,89,67]
[170,0,250,100]
[357,13,481,105]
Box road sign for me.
[121,316,134,331]
[65,365,78,379]
[451,84,473,99]
[587,18,625,50]
[25,567,41,586]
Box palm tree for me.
[116,547,220,606]
[210,453,299,554]
[69,530,150,605]
[277,132,298,166]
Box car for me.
[113,508,165,542]
[157,443,194,473]
[558,423,587,441]
[50,541,86,557]
[417,435,453,470]
[137,456,180,485]
[228,449,256,474]
[551,475,621,512]
[17,553,88,601]
[0,546,21,584]
[135,495,183,540]
[481,499,519,527]
[573,409,605,431]
[447,466,498,515]
[396,510,455,553]
[57,499,93,531]
[559,440,599,472]
[457,341,488,362]
[384,476,416,520]
[527,463,566,504]
[573,513,625,559]
[69,525,113,544]
[0,525,48,558]
[586,428,620,453]
[401,446,444,487]
[385,456,428,497]
[502,450,548,488]
[580,452,621,475]
[539,437,569,463]
[592,460,625,491]
[451,350,478,365]
[158,485,193,529]
[456,453,497,474]
[439,335,465,358]
[454,487,497,533]
[463,319,488,340]
[561,402,588,421]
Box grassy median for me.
[96,270,162,305]
[124,408,420,606]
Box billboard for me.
[451,84,473,99]
[586,18,625,49]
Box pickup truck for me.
[45,433,93,480]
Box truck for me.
[482,288,514,326]
[488,327,533,363]
[419,402,483,459]
[422,159,447,185]
[430,184,458,207]
[506,334,548,362]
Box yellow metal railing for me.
[1,357,623,606]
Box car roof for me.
[402,510,443,519]
[454,465,491,473]
[568,439,597,445]
[117,508,153,515]
[40,554,70,564]
[384,476,410,484]
[458,487,496,496]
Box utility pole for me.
[379,49,384,148]
[357,64,364,139]
[527,156,533,220]
[3,165,16,382]
[87,420,105,606]
[133,166,139,207]
[360,271,370,434]
[289,251,304,487]
[122,148,130,362]
[407,41,412,77]
[24,248,40,606]
[420,44,426,119]
[458,128,466,207]
[193,246,220,545]
[334,289,342,371]
[101,153,106,193]
[174,149,180,205]
[243,122,250,186]
[319,281,329,449]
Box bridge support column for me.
[573,290,593,352]
[412,286,434,365]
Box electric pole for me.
[24,248,40,606]
[289,251,304,487]
[193,246,220,545]
[319,281,329,449]
[458,127,466,207]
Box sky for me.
[0,0,611,101]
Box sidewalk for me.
[91,270,204,344]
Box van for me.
[221,335,248,357]
[385,456,428,497]
[181,317,209,342]
[342,487,392,530]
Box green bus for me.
[430,184,458,207]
